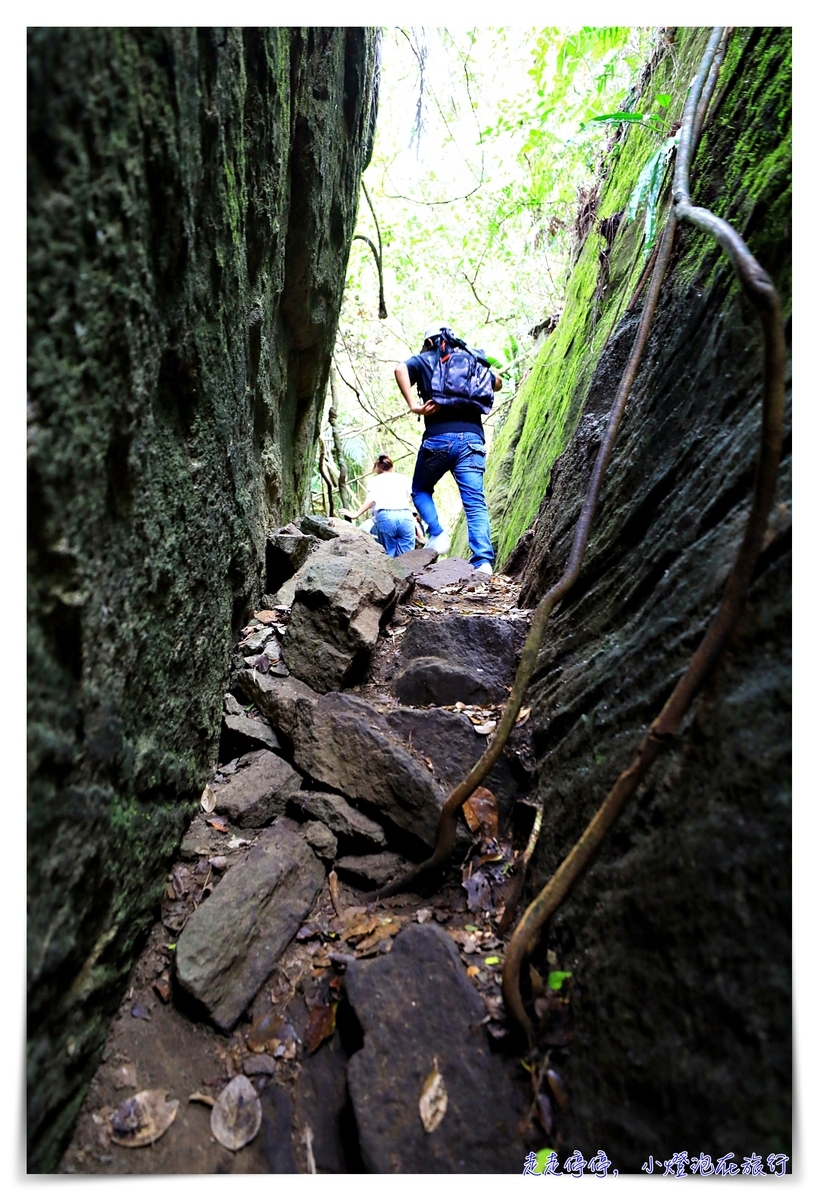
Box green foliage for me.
[626,132,679,255]
[547,970,573,990]
[330,27,654,534]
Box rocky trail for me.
[59,517,575,1175]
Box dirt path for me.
[59,545,574,1174]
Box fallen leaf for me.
[200,784,217,813]
[472,720,497,736]
[227,835,250,849]
[247,1012,289,1053]
[546,1067,568,1111]
[462,787,499,840]
[153,978,171,1004]
[416,908,432,924]
[208,855,228,871]
[108,1090,179,1147]
[516,707,532,726]
[418,1056,448,1134]
[466,965,480,978]
[484,956,501,966]
[354,917,403,954]
[253,610,277,624]
[340,912,381,944]
[206,817,228,833]
[211,1074,262,1151]
[304,1002,338,1055]
[188,1092,216,1107]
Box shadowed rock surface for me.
[175,820,325,1031]
[27,25,379,1169]
[287,789,387,848]
[492,27,792,1171]
[212,749,302,827]
[290,692,447,847]
[392,656,499,706]
[344,924,526,1172]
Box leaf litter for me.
[419,1056,448,1133]
[106,1090,179,1148]
[210,1074,262,1150]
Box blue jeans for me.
[375,510,415,557]
[411,432,494,567]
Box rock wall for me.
[27,26,378,1170]
[499,29,791,1167]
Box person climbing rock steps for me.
[341,453,416,557]
[395,324,502,575]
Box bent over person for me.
[395,325,502,575]
[342,453,416,557]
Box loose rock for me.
[221,712,281,753]
[287,789,387,848]
[175,819,325,1031]
[290,692,445,847]
[284,538,403,692]
[212,750,302,828]
[301,820,338,861]
[334,852,412,889]
[237,670,318,742]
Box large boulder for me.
[392,614,525,705]
[175,820,324,1031]
[384,707,519,813]
[212,749,302,827]
[344,924,526,1172]
[283,535,409,691]
[289,693,446,847]
[391,655,498,706]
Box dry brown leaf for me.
[418,1056,448,1134]
[211,1074,262,1151]
[188,1092,216,1107]
[516,706,532,726]
[304,1002,338,1055]
[108,1089,179,1148]
[340,913,381,944]
[200,784,216,813]
[462,787,498,840]
[354,917,403,954]
[253,610,277,624]
[206,817,228,833]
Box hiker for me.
[341,454,415,557]
[395,325,502,575]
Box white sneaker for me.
[426,530,451,554]
[473,562,493,576]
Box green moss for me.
[474,26,790,571]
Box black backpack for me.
[428,327,495,415]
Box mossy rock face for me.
[497,29,790,1165]
[27,27,378,1171]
